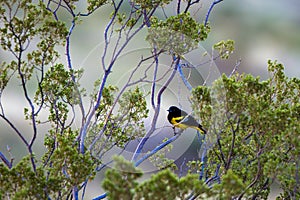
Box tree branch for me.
[0,151,12,169]
[204,0,223,26]
[131,57,180,161]
[134,133,181,167]
[178,61,193,91]
[225,117,239,170]
[65,19,86,130]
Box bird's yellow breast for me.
[170,117,188,129]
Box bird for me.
[167,106,206,134]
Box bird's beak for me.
[167,109,170,112]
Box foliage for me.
[0,131,96,199]
[213,169,247,199]
[87,0,109,12]
[0,156,59,199]
[213,39,235,59]
[101,61,299,200]
[44,130,96,196]
[147,12,210,55]
[102,156,212,200]
[102,156,143,200]
[133,0,172,10]
[87,86,149,158]
[191,60,300,199]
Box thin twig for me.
[204,0,224,26]
[229,59,241,77]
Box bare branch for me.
[132,57,179,161]
[0,151,13,168]
[134,132,182,167]
[204,0,224,26]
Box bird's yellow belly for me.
[171,118,200,131]
[171,118,188,129]
[175,123,188,129]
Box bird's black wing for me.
[182,115,200,127]
[183,115,207,134]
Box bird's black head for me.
[167,106,181,114]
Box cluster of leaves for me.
[87,0,109,12]
[213,39,235,59]
[102,156,143,199]
[43,129,96,199]
[45,0,108,13]
[213,169,247,199]
[87,86,149,157]
[186,159,204,174]
[0,156,61,199]
[34,64,84,126]
[109,0,172,31]
[37,64,83,105]
[103,156,259,199]
[146,12,210,55]
[0,131,96,199]
[0,0,68,86]
[191,60,300,199]
[103,156,213,200]
[132,0,172,10]
[0,61,13,93]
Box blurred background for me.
[0,0,299,199]
[205,0,300,78]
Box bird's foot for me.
[172,127,177,135]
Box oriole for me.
[167,106,206,134]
